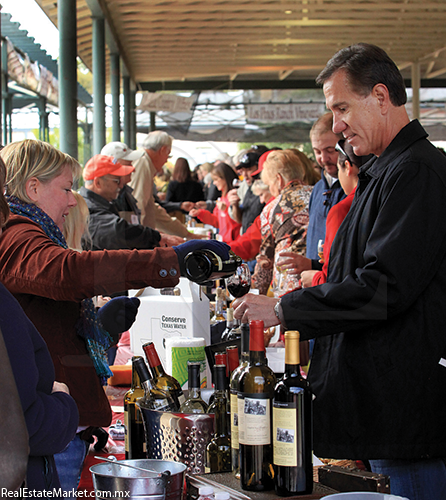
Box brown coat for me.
[0,215,180,426]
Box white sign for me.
[247,102,325,123]
[137,92,195,113]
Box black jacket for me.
[80,187,161,251]
[281,120,446,460]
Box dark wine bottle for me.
[205,365,232,473]
[239,320,276,491]
[229,323,250,477]
[142,341,185,408]
[133,357,178,412]
[273,331,313,496]
[184,249,242,284]
[124,356,146,459]
[179,362,208,414]
[221,307,235,341]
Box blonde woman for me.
[62,191,91,251]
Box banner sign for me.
[247,102,325,123]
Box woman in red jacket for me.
[189,162,241,243]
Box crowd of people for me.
[1,42,445,500]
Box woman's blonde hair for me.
[289,148,321,186]
[261,149,305,186]
[0,139,81,203]
[62,191,91,251]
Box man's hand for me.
[277,251,312,275]
[52,381,70,394]
[181,201,195,212]
[194,201,207,210]
[159,233,186,246]
[301,270,318,288]
[227,188,240,206]
[233,293,280,328]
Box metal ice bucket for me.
[90,459,186,500]
[139,408,214,475]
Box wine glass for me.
[227,263,251,299]
[317,239,325,263]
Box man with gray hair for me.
[129,131,197,238]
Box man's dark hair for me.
[316,43,407,107]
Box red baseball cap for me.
[251,150,273,177]
[83,154,135,181]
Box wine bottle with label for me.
[124,356,147,459]
[238,320,276,491]
[142,341,185,408]
[209,352,229,411]
[273,331,313,496]
[184,249,242,284]
[205,365,231,473]
[229,323,249,478]
[179,362,208,414]
[133,357,177,412]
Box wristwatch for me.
[274,299,282,323]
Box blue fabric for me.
[305,176,345,260]
[0,282,78,490]
[54,434,89,492]
[173,240,231,276]
[7,195,114,384]
[370,458,446,500]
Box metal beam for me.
[138,78,446,92]
[123,75,131,146]
[58,0,78,159]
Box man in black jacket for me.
[233,43,446,499]
[81,154,182,250]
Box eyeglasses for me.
[102,176,120,185]
[335,140,352,165]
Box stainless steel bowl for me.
[90,459,186,500]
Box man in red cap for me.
[81,155,182,250]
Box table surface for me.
[79,385,339,498]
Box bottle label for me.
[230,392,239,450]
[238,393,271,445]
[177,392,186,406]
[124,409,129,453]
[273,403,297,467]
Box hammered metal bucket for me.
[90,459,186,500]
[139,408,214,474]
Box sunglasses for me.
[335,140,352,165]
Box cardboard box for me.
[129,278,211,385]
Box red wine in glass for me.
[227,263,251,298]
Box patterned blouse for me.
[254,180,312,295]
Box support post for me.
[58,0,78,158]
[123,75,131,147]
[110,53,121,142]
[92,16,106,154]
[411,62,420,120]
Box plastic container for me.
[197,486,214,500]
[214,493,230,500]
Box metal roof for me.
[1,12,92,106]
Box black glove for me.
[98,297,140,344]
[173,240,231,277]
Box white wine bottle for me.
[124,356,146,459]
[205,365,231,473]
[273,330,313,496]
[179,362,208,414]
[229,323,249,477]
[238,320,276,491]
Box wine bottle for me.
[205,365,231,473]
[211,287,226,324]
[179,362,208,414]
[209,352,229,410]
[133,357,178,411]
[229,323,249,477]
[142,341,185,407]
[221,307,235,341]
[226,345,239,378]
[124,356,147,459]
[184,249,242,284]
[238,320,276,491]
[273,331,313,496]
